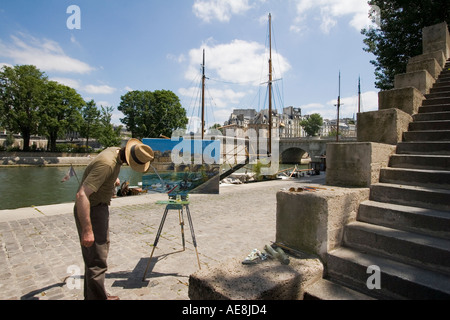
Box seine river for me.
[0,163,306,210]
[0,166,143,210]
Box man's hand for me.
[81,229,95,248]
[76,184,95,248]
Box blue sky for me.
[0,0,379,131]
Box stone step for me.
[429,85,450,94]
[414,111,450,121]
[389,154,450,170]
[438,73,450,80]
[435,84,450,91]
[409,120,450,131]
[379,167,450,189]
[304,278,375,300]
[358,200,450,240]
[418,104,450,114]
[425,90,450,98]
[436,78,450,86]
[433,80,450,88]
[344,221,450,275]
[438,70,450,76]
[422,97,450,106]
[370,182,450,211]
[327,247,450,299]
[396,141,450,155]
[403,130,450,141]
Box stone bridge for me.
[279,137,338,163]
[218,136,356,165]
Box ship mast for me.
[201,49,206,140]
[268,13,273,155]
[358,76,361,114]
[336,71,341,142]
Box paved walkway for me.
[0,175,325,300]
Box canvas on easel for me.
[142,137,220,195]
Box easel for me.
[142,193,201,281]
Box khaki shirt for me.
[79,147,122,207]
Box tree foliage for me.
[118,90,188,139]
[97,106,122,148]
[301,113,323,137]
[0,65,47,151]
[0,64,123,151]
[80,100,101,150]
[362,0,450,90]
[40,81,84,151]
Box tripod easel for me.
[142,193,201,281]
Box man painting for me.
[74,139,154,300]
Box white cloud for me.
[84,84,116,95]
[193,0,252,23]
[0,62,13,69]
[70,34,82,47]
[0,33,94,74]
[291,0,375,34]
[181,39,291,126]
[50,77,81,90]
[50,77,117,95]
[185,39,290,84]
[96,101,112,107]
[300,91,378,120]
[180,86,249,109]
[167,53,186,63]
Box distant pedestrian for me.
[73,139,154,300]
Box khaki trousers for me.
[74,204,110,300]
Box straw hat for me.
[125,139,154,173]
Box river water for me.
[0,163,306,210]
[0,166,143,210]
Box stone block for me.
[275,187,370,262]
[378,87,424,115]
[409,50,447,68]
[394,70,435,94]
[326,142,396,188]
[407,58,442,79]
[357,108,413,145]
[188,256,323,300]
[422,22,450,59]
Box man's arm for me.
[76,184,95,247]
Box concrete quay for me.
[0,175,325,300]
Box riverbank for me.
[0,174,326,300]
[0,152,96,167]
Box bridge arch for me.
[279,138,330,164]
[280,147,309,164]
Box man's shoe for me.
[107,295,120,300]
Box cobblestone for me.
[0,175,325,300]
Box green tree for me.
[362,0,450,90]
[40,81,84,152]
[97,106,122,148]
[118,90,188,139]
[0,65,47,151]
[301,113,323,137]
[209,123,223,134]
[80,99,101,150]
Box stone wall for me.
[378,87,424,115]
[358,22,450,146]
[276,187,370,262]
[326,142,396,188]
[357,109,413,145]
[0,151,96,166]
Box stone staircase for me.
[306,60,450,300]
